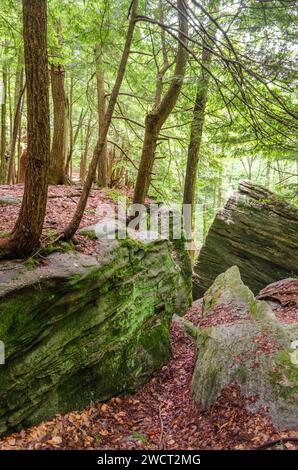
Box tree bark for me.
[95,43,108,187]
[49,64,69,184]
[133,0,189,204]
[79,112,92,182]
[63,0,138,240]
[0,42,8,183]
[7,51,25,184]
[0,0,50,259]
[182,0,219,234]
[65,76,84,177]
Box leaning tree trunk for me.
[63,0,138,240]
[80,112,92,182]
[182,0,219,237]
[133,0,188,205]
[182,46,212,216]
[49,64,69,184]
[95,43,108,187]
[0,0,50,259]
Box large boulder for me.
[0,231,192,437]
[191,267,298,430]
[193,181,298,298]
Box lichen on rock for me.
[0,228,192,437]
[190,267,298,430]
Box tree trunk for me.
[0,43,8,183]
[65,107,84,176]
[80,112,92,182]
[182,0,219,235]
[63,0,138,240]
[95,43,108,187]
[133,0,188,204]
[7,51,25,184]
[0,0,50,259]
[17,120,24,182]
[49,64,69,184]
[265,160,271,189]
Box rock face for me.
[191,267,298,430]
[0,195,21,206]
[0,233,192,437]
[193,181,298,298]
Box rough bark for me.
[133,0,188,204]
[63,0,138,240]
[95,43,108,187]
[79,112,92,182]
[0,0,50,259]
[65,104,84,176]
[0,43,8,183]
[182,0,219,237]
[49,64,69,184]
[7,52,25,184]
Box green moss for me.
[271,350,298,399]
[105,189,129,203]
[0,235,185,436]
[0,231,9,239]
[130,432,148,443]
[24,257,40,270]
[80,230,98,241]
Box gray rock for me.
[193,181,298,298]
[0,231,192,437]
[191,267,298,430]
[0,195,21,206]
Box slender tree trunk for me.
[17,120,24,182]
[266,160,271,189]
[276,160,283,184]
[216,172,222,209]
[133,0,189,204]
[65,107,84,176]
[49,64,69,184]
[0,0,50,259]
[247,156,253,180]
[203,194,208,241]
[95,43,108,187]
[80,112,92,182]
[7,52,25,184]
[0,43,8,183]
[182,0,219,235]
[63,0,138,240]
[65,74,74,177]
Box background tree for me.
[0,0,50,258]
[133,0,189,204]
[63,0,139,240]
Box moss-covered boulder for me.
[0,231,191,437]
[193,181,298,298]
[191,267,298,430]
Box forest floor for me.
[0,185,297,450]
